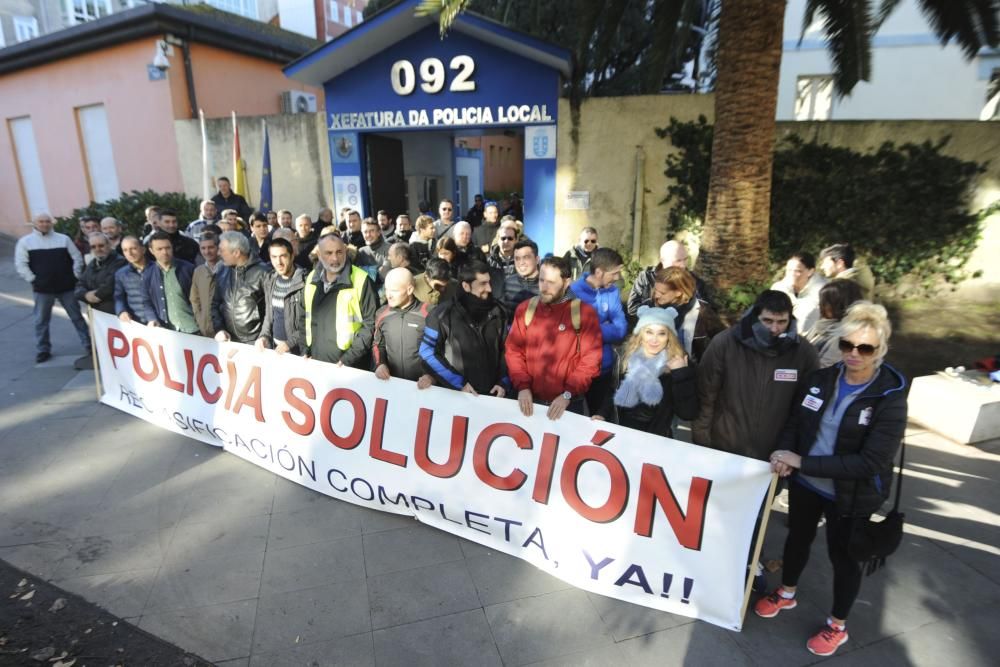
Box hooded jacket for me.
[259,268,307,354]
[211,256,270,343]
[569,274,627,375]
[692,308,820,461]
[777,363,907,516]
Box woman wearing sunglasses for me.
[755,302,907,657]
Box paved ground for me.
[0,241,998,666]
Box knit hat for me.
[635,305,679,336]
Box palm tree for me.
[420,0,999,289]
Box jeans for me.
[33,291,91,354]
[781,480,867,620]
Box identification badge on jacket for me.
[802,395,824,411]
[774,369,798,382]
[859,407,873,425]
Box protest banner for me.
[91,311,774,630]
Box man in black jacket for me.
[75,233,127,314]
[419,260,508,396]
[212,231,270,344]
[143,209,200,264]
[256,238,307,356]
[374,268,433,384]
[211,177,253,221]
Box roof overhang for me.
[284,0,571,86]
[0,4,317,77]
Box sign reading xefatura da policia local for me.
[283,0,572,253]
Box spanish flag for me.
[232,111,248,201]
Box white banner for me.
[92,312,773,630]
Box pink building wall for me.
[0,38,183,237]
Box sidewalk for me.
[0,241,998,666]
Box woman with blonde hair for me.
[757,302,906,658]
[648,266,724,363]
[594,306,698,437]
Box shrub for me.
[657,116,990,293]
[54,190,201,238]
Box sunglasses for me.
[838,339,877,356]
[500,236,515,241]
[583,239,598,245]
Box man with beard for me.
[419,260,508,396]
[304,234,378,367]
[473,201,501,252]
[100,218,124,255]
[374,268,434,384]
[505,256,603,420]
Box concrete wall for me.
[554,95,1000,298]
[174,112,333,221]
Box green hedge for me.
[657,116,991,292]
[54,190,201,239]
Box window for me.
[355,10,362,25]
[205,0,258,20]
[328,1,339,24]
[343,7,353,27]
[66,0,112,25]
[76,104,120,203]
[8,116,50,218]
[794,75,833,121]
[0,25,6,48]
[13,17,40,43]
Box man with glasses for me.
[488,221,519,276]
[434,199,456,240]
[502,238,541,313]
[76,232,127,315]
[15,213,91,363]
[564,227,599,280]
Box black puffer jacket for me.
[75,254,127,313]
[777,363,907,516]
[212,257,270,343]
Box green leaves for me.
[657,118,990,294]
[54,190,201,238]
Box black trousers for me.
[585,372,613,417]
[781,481,866,620]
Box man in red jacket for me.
[506,256,603,420]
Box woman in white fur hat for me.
[593,305,698,437]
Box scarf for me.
[459,291,494,323]
[614,350,667,408]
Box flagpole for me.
[199,109,211,201]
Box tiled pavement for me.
[1,244,999,665]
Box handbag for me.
[847,441,906,575]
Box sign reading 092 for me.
[390,55,476,95]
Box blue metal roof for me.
[284,0,572,85]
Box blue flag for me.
[259,122,272,213]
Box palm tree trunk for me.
[697,0,786,291]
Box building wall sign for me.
[324,25,560,132]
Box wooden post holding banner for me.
[740,473,780,623]
[88,305,102,401]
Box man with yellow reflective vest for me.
[305,234,378,368]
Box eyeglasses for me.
[500,236,515,241]
[838,339,877,356]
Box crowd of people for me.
[13,181,905,658]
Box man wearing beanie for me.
[506,256,603,420]
[419,260,508,396]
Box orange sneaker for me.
[754,588,797,618]
[807,622,849,656]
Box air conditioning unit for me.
[281,91,318,114]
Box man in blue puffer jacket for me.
[570,247,628,415]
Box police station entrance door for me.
[365,134,407,218]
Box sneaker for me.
[36,351,51,363]
[754,589,798,618]
[753,570,768,593]
[807,623,849,657]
